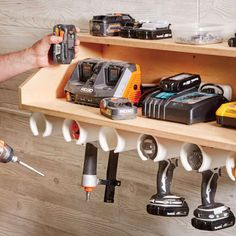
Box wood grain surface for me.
[1,1,236,235]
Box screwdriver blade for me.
[17,160,45,177]
[86,191,91,201]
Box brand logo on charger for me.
[80,87,94,93]
[182,78,199,86]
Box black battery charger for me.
[142,73,228,124]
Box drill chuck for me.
[139,135,158,160]
[0,142,14,163]
[187,147,203,171]
[0,140,44,176]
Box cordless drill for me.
[0,140,44,176]
[139,135,189,216]
[147,159,189,216]
[187,149,235,231]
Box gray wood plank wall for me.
[0,1,236,235]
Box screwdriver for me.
[0,140,44,176]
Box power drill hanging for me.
[187,148,235,231]
[0,140,44,176]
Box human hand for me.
[30,27,80,68]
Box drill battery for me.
[136,22,172,40]
[53,24,76,64]
[120,21,172,40]
[160,73,201,92]
[64,58,141,107]
[147,196,189,217]
[89,13,135,37]
[119,21,143,38]
[216,102,236,128]
[100,97,137,120]
[120,26,139,38]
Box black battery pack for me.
[90,13,135,37]
[120,21,172,40]
[147,201,189,217]
[53,24,76,64]
[120,26,139,38]
[136,27,172,40]
[160,73,201,92]
[143,88,227,124]
[192,211,235,231]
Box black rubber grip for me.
[82,143,97,175]
[156,159,177,196]
[201,169,218,206]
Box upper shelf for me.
[80,33,236,58]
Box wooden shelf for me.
[80,33,236,58]
[20,98,236,152]
[19,35,236,153]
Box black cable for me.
[199,83,224,96]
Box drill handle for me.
[201,169,219,206]
[82,143,97,175]
[157,159,177,196]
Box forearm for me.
[0,29,79,82]
[0,48,37,82]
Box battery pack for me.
[53,24,76,64]
[100,97,137,120]
[120,22,172,40]
[143,88,227,124]
[90,13,135,37]
[216,102,236,128]
[120,26,140,38]
[147,201,189,217]
[136,27,172,40]
[160,73,201,92]
[192,211,235,231]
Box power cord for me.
[199,83,224,96]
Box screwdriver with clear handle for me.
[0,140,44,176]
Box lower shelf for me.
[20,98,236,152]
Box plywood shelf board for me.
[21,99,236,152]
[80,33,236,58]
